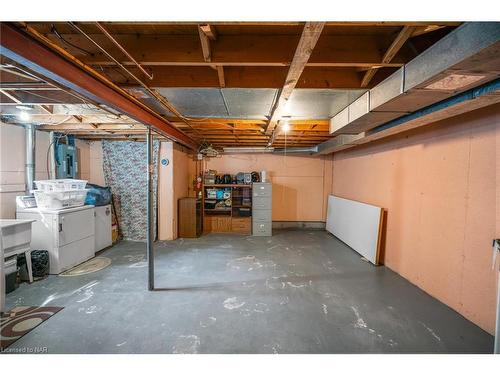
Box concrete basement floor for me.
[3,229,494,354]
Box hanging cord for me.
[46,132,70,179]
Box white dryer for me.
[17,205,95,274]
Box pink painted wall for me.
[158,142,196,240]
[205,153,332,222]
[329,104,500,334]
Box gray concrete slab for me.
[2,229,494,354]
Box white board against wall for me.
[326,195,383,265]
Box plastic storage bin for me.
[18,250,50,281]
[33,189,89,209]
[34,179,87,192]
[5,256,18,293]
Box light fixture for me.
[19,111,31,122]
[282,121,290,133]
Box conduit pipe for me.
[25,124,36,194]
[94,22,153,80]
[48,131,56,179]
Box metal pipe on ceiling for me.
[222,147,274,154]
[94,22,153,80]
[67,22,150,92]
[273,146,318,155]
[67,22,201,137]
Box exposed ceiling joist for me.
[216,65,225,88]
[0,88,22,103]
[265,22,325,142]
[361,25,416,87]
[199,24,217,41]
[39,104,53,114]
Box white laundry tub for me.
[0,219,35,257]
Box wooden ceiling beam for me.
[89,61,403,68]
[47,34,412,67]
[198,25,212,63]
[266,22,325,140]
[104,65,365,89]
[40,21,457,27]
[361,25,416,88]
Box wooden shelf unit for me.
[203,184,252,234]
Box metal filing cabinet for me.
[252,182,272,236]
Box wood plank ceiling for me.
[0,22,459,149]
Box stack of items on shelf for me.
[203,171,265,185]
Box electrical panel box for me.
[56,144,78,179]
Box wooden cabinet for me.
[204,216,231,233]
[202,184,253,235]
[178,198,202,238]
[231,217,251,234]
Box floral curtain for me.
[102,140,159,241]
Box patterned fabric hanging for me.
[102,140,159,241]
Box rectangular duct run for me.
[318,78,500,155]
[329,22,500,136]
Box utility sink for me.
[1,219,35,312]
[0,219,35,257]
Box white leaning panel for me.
[326,195,383,265]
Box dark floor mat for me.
[1,306,63,351]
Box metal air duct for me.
[329,22,500,136]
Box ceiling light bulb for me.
[19,111,30,122]
[282,122,290,132]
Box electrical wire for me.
[51,24,94,57]
[46,132,69,178]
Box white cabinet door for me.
[94,205,112,253]
[53,236,95,274]
[57,208,95,247]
